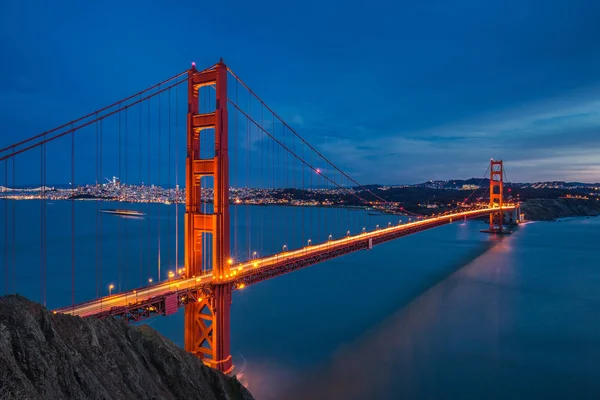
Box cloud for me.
[296,88,600,184]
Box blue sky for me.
[1,0,600,184]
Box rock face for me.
[520,198,600,221]
[0,295,254,400]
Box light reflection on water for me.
[239,217,600,400]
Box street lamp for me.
[346,230,350,237]
[168,271,175,279]
[252,251,257,259]
[307,239,312,246]
[362,227,366,234]
[108,284,114,296]
[328,234,332,241]
[283,245,287,252]
[376,224,379,230]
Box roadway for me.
[55,205,516,318]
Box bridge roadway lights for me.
[57,209,508,338]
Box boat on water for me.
[100,209,145,217]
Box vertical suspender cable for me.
[95,114,99,297]
[99,119,103,295]
[40,143,43,304]
[118,104,122,292]
[147,99,151,282]
[11,151,15,294]
[233,78,238,259]
[270,108,274,253]
[245,99,250,258]
[168,88,172,270]
[301,132,304,247]
[310,137,313,242]
[157,89,161,282]
[40,133,47,306]
[124,107,129,292]
[292,131,296,252]
[256,96,260,256]
[43,136,47,306]
[259,107,264,254]
[175,83,179,273]
[125,107,129,185]
[139,95,143,286]
[258,97,263,254]
[246,93,250,259]
[3,160,7,294]
[285,123,290,247]
[71,125,75,306]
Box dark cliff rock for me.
[0,295,254,400]
[520,198,600,221]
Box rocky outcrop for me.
[520,198,600,221]
[0,295,254,400]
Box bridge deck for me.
[55,206,516,320]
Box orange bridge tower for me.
[184,60,233,374]
[489,159,504,232]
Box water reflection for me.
[264,238,512,400]
[244,219,600,399]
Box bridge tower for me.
[489,159,504,232]
[184,60,233,374]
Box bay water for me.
[1,201,599,399]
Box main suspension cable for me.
[0,79,188,162]
[0,69,192,155]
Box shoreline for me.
[2,196,599,222]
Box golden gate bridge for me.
[0,60,519,374]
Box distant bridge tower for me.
[184,60,233,374]
[489,159,504,232]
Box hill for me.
[0,295,253,400]
[520,198,600,221]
